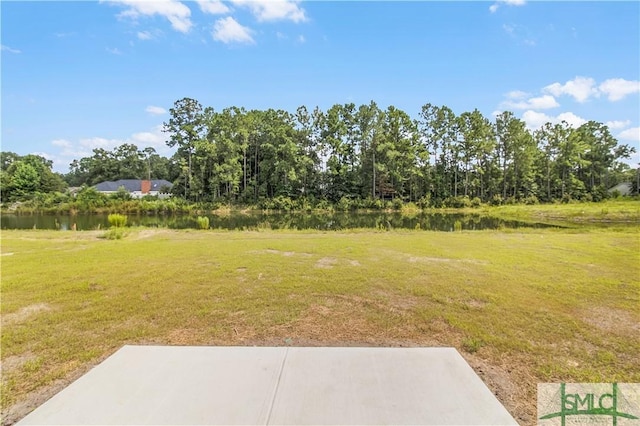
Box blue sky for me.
[2,0,639,172]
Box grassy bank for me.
[474,199,640,224]
[1,227,639,425]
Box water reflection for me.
[0,212,560,231]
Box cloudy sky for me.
[2,0,639,172]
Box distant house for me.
[94,179,173,199]
[607,182,632,196]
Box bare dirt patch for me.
[373,290,418,312]
[0,353,37,375]
[407,256,488,265]
[131,229,170,240]
[463,298,488,309]
[465,355,533,425]
[165,328,208,345]
[581,306,640,335]
[3,304,52,325]
[1,350,115,426]
[251,249,312,258]
[315,257,337,269]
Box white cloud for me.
[490,0,526,13]
[212,17,255,44]
[556,112,587,128]
[80,137,121,149]
[32,152,54,161]
[502,24,515,35]
[543,76,598,103]
[503,95,559,110]
[146,105,167,115]
[230,0,307,22]
[505,90,529,100]
[605,120,631,130]
[542,76,639,103]
[1,44,21,54]
[598,78,640,101]
[48,126,172,172]
[521,110,587,131]
[106,0,193,33]
[52,139,72,148]
[137,31,153,40]
[501,23,535,46]
[197,0,230,14]
[617,127,640,142]
[297,34,305,43]
[131,129,165,146]
[106,47,123,55]
[522,111,553,131]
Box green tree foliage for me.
[3,99,635,207]
[1,154,67,202]
[163,97,205,200]
[66,144,173,187]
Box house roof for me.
[607,182,632,195]
[94,179,173,192]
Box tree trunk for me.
[372,149,376,198]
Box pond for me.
[0,212,560,232]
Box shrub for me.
[107,213,127,228]
[110,186,131,201]
[336,196,352,211]
[444,196,471,208]
[261,195,295,211]
[76,186,108,210]
[296,197,314,211]
[361,197,384,210]
[196,216,210,230]
[416,195,431,209]
[401,202,419,212]
[490,194,503,206]
[103,228,126,240]
[504,196,517,205]
[314,198,333,211]
[392,198,404,210]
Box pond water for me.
[0,212,559,232]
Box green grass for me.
[475,199,640,224]
[1,226,639,424]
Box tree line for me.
[1,97,637,206]
[160,98,637,205]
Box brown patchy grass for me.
[1,227,639,425]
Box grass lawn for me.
[1,226,639,425]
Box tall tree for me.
[495,112,536,200]
[163,97,205,200]
[355,101,383,199]
[418,104,457,203]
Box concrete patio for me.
[18,345,517,425]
